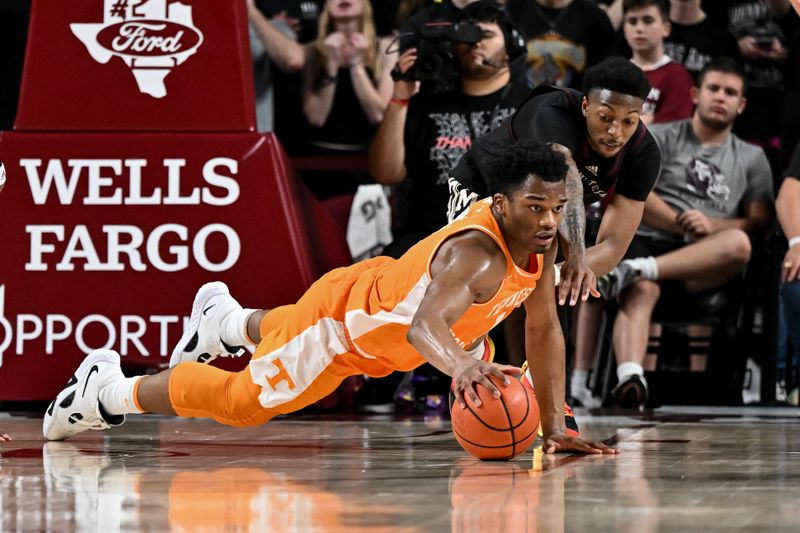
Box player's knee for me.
[622,279,660,304]
[720,229,751,267]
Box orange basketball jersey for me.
[344,197,544,371]
[228,198,547,415]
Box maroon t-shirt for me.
[642,58,694,124]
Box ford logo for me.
[96,20,202,57]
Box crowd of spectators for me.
[1,0,799,410]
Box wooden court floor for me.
[1,406,799,532]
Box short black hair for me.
[622,0,670,21]
[582,56,651,100]
[696,56,747,96]
[485,140,568,196]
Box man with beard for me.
[371,1,529,254]
[593,57,773,408]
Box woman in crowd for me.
[301,0,396,199]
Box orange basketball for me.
[449,375,540,460]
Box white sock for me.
[617,361,644,381]
[220,308,257,350]
[571,369,589,393]
[571,369,600,408]
[99,376,145,415]
[625,256,658,280]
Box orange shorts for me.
[168,261,493,427]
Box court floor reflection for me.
[1,407,799,532]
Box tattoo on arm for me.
[560,163,586,255]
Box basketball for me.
[449,375,540,460]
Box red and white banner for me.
[0,0,337,401]
[15,0,255,132]
[0,133,321,400]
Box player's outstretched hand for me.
[451,360,522,408]
[542,432,618,455]
[0,432,12,442]
[558,254,600,306]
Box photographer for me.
[370,0,529,254]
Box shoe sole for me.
[169,281,229,368]
[43,350,121,441]
[612,382,647,409]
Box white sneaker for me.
[43,350,126,441]
[169,281,245,368]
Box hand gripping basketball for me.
[451,359,522,409]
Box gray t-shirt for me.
[250,19,296,133]
[638,119,773,240]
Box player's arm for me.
[523,243,618,454]
[641,191,683,235]
[407,232,522,407]
[548,143,598,306]
[586,193,646,275]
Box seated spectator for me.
[506,0,615,89]
[248,0,306,133]
[595,57,773,408]
[370,0,529,254]
[664,0,741,82]
[708,0,799,143]
[776,141,800,404]
[301,0,397,199]
[622,0,694,125]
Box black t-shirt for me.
[404,82,530,235]
[310,67,376,151]
[506,0,614,90]
[450,87,662,204]
[665,18,742,81]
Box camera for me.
[394,21,483,93]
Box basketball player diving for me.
[42,141,617,455]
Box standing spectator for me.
[506,0,615,89]
[622,0,694,125]
[775,141,800,404]
[665,0,741,82]
[248,0,306,133]
[371,1,529,253]
[597,58,773,408]
[301,0,397,198]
